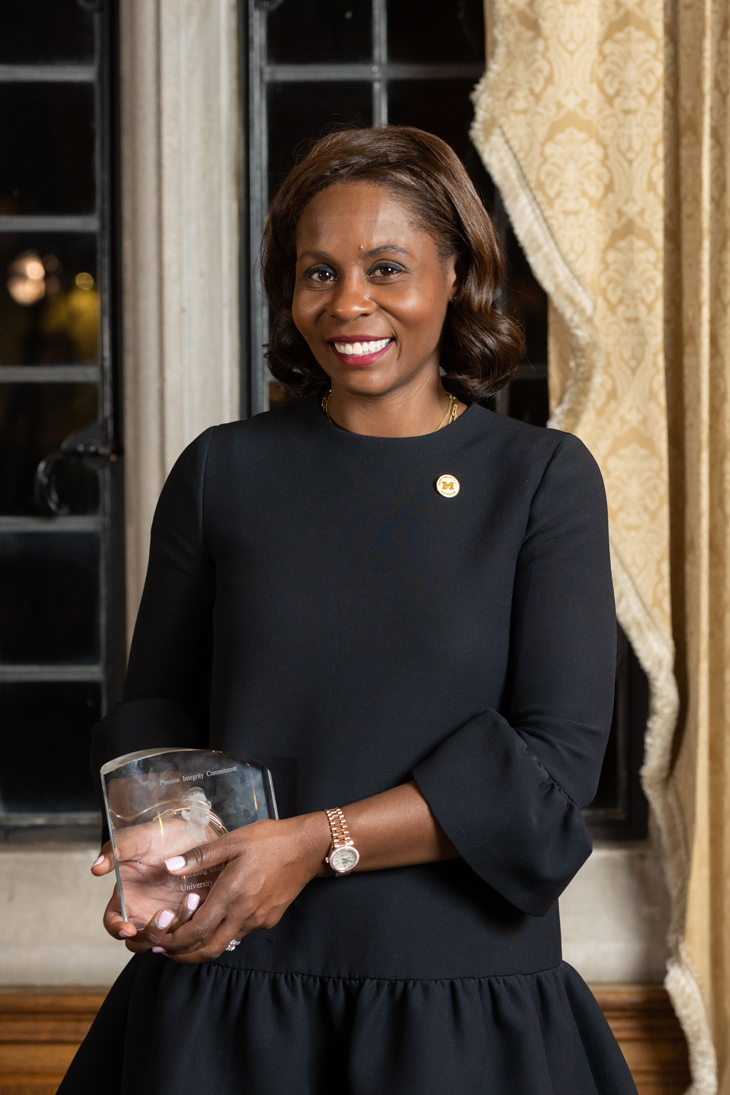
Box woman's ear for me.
[446,253,459,300]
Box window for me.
[244,0,486,414]
[0,0,122,842]
[243,0,650,839]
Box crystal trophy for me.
[101,748,277,930]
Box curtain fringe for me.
[614,558,717,1093]
[469,10,716,1088]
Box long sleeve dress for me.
[59,395,638,1095]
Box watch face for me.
[329,845,359,874]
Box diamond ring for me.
[225,939,241,952]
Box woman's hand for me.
[151,813,331,964]
[90,781,455,960]
[90,841,203,952]
[90,842,136,942]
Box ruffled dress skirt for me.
[60,950,636,1095]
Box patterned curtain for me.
[472,1,730,1091]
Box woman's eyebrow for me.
[297,245,413,262]
[297,249,335,262]
[361,245,412,259]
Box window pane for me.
[0,84,95,215]
[267,82,372,198]
[387,79,480,162]
[0,234,99,365]
[502,237,549,369]
[0,533,100,664]
[0,383,99,516]
[387,0,485,64]
[589,704,622,812]
[0,0,94,64]
[505,376,549,427]
[584,628,649,839]
[267,0,372,64]
[0,682,99,813]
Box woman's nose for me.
[327,274,373,319]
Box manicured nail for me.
[152,947,167,954]
[164,856,186,872]
[92,855,104,867]
[185,892,200,911]
[157,909,174,929]
[118,929,133,939]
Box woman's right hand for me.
[91,841,195,953]
[91,841,138,942]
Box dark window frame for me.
[243,0,484,416]
[0,0,125,843]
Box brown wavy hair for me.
[262,126,525,402]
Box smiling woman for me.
[263,127,524,423]
[59,127,637,1095]
[293,180,461,435]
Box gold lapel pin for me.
[436,474,460,498]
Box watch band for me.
[324,807,360,874]
[325,807,353,850]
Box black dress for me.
[60,396,637,1095]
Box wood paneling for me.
[0,983,691,1095]
[0,988,105,1095]
[591,984,691,1095]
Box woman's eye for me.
[370,263,403,278]
[304,266,336,283]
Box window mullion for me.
[372,0,388,126]
[249,1,270,415]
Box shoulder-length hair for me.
[262,126,525,402]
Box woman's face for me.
[292,182,457,398]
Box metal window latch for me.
[34,422,120,516]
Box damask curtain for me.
[471,1,730,1091]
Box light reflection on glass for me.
[42,283,99,362]
[7,251,46,305]
[3,248,99,363]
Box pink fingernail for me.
[185,892,201,911]
[92,854,105,868]
[118,929,133,939]
[152,947,167,954]
[164,856,186,871]
[157,909,174,929]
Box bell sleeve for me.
[90,428,216,803]
[413,433,616,917]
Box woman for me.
[61,126,636,1095]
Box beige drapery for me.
[472,1,730,1091]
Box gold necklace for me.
[435,392,458,431]
[321,389,335,425]
[321,390,458,431]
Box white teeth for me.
[333,338,390,356]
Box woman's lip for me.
[328,339,394,367]
[326,336,390,344]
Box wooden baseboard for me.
[0,988,106,1095]
[590,984,691,1095]
[0,983,691,1095]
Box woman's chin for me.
[328,368,395,397]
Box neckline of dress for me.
[302,394,483,449]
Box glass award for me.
[101,748,278,930]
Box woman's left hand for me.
[154,813,331,963]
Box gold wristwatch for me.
[324,807,360,875]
